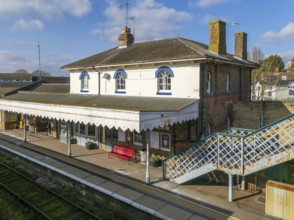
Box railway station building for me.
[0,20,258,158]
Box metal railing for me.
[163,114,294,184]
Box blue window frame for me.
[79,71,90,92]
[156,66,174,95]
[114,69,127,94]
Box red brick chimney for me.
[234,32,247,60]
[209,20,226,55]
[118,26,134,48]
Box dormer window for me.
[114,69,127,94]
[156,66,174,95]
[79,71,90,92]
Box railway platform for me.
[0,130,271,220]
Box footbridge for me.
[163,114,294,200]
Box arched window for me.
[79,71,90,92]
[156,66,174,95]
[226,73,231,93]
[114,69,127,93]
[206,72,212,94]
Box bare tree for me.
[14,69,29,74]
[252,47,264,64]
[32,69,52,77]
[251,60,277,101]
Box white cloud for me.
[11,19,44,32]
[92,0,193,43]
[189,0,233,8]
[201,14,229,24]
[0,0,92,20]
[0,50,70,76]
[262,22,294,41]
[0,50,33,72]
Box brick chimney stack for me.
[235,32,247,60]
[118,26,134,48]
[209,20,226,55]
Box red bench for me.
[108,145,135,163]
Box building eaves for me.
[2,92,198,112]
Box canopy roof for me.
[0,93,198,131]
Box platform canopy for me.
[0,92,199,132]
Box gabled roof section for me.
[61,37,258,70]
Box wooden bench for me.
[108,145,135,163]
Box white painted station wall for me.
[70,71,99,94]
[70,64,200,99]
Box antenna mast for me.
[37,27,41,79]
[125,0,129,27]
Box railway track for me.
[0,161,101,220]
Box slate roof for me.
[0,82,39,97]
[61,37,258,70]
[40,77,70,83]
[2,92,198,112]
[30,83,70,93]
[0,73,32,81]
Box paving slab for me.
[114,187,143,201]
[157,204,193,220]
[134,195,166,211]
[99,180,125,193]
[84,175,107,185]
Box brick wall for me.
[201,63,251,134]
[233,101,294,129]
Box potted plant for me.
[70,137,77,144]
[85,141,96,150]
[149,154,162,167]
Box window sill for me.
[157,92,172,95]
[80,90,89,93]
[115,91,126,94]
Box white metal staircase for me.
[163,114,294,184]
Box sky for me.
[0,0,293,76]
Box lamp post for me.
[146,128,150,184]
[67,121,72,158]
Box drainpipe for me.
[93,66,101,95]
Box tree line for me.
[250,47,293,101]
[14,69,52,77]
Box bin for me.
[140,149,147,162]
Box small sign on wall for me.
[161,133,171,151]
[118,129,125,142]
[150,132,159,149]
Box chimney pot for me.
[118,26,134,48]
[234,32,247,60]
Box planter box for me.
[70,139,77,144]
[85,143,96,150]
[150,161,162,167]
